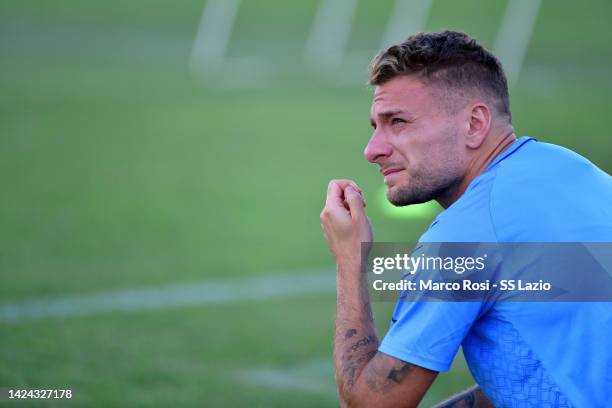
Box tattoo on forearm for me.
[342,349,378,387]
[336,328,379,390]
[345,329,357,339]
[348,335,378,352]
[361,352,417,393]
[333,272,379,402]
[387,362,413,384]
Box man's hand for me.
[320,179,372,266]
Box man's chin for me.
[387,185,432,206]
[386,186,410,207]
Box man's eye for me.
[391,118,406,125]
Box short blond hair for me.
[370,30,511,121]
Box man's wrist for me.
[335,246,370,274]
[336,259,366,276]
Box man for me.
[320,30,612,407]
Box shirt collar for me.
[486,136,535,171]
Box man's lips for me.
[381,168,403,176]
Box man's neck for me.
[437,129,517,209]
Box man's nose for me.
[364,132,392,163]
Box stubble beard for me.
[387,157,464,206]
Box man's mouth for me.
[381,168,403,176]
[381,168,404,185]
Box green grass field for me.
[1,0,611,406]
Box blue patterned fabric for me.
[464,316,572,408]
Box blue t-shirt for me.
[378,137,612,407]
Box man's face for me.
[365,75,467,206]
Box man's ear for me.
[465,103,492,149]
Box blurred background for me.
[1,0,611,406]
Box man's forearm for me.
[334,261,379,403]
[432,385,494,408]
[323,182,436,406]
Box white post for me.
[305,0,358,71]
[493,0,543,86]
[190,0,241,75]
[380,0,433,49]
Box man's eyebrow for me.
[377,109,407,118]
[370,110,413,125]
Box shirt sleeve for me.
[378,301,483,372]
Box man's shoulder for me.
[490,137,612,241]
[492,137,609,188]
[421,137,612,242]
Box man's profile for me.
[320,30,612,407]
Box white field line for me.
[305,0,358,70]
[0,270,334,323]
[190,0,241,74]
[380,0,433,48]
[235,358,337,395]
[493,0,543,86]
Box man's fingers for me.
[325,180,367,217]
[344,186,366,216]
[326,181,346,208]
[327,179,361,196]
[327,180,361,206]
